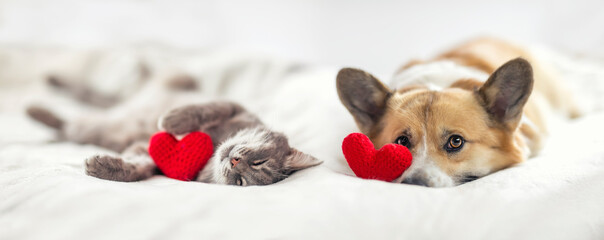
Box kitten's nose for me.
[230,158,240,168]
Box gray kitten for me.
[30,101,322,186]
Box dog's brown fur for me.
[337,38,579,187]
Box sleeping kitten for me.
[32,101,322,185]
[155,101,322,185]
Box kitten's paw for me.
[85,155,138,182]
[159,106,200,135]
[26,105,64,130]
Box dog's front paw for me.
[159,106,200,135]
[85,155,137,182]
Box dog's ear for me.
[478,58,534,130]
[336,68,392,135]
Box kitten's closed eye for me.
[251,159,268,166]
[236,177,245,186]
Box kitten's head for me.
[212,127,322,186]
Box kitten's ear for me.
[283,148,322,174]
[477,58,534,130]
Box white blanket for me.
[1,47,603,240]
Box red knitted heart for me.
[342,133,412,182]
[148,132,213,181]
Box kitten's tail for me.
[26,105,65,130]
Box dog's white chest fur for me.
[389,60,489,90]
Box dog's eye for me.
[445,135,464,152]
[395,136,410,148]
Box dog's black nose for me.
[402,177,429,187]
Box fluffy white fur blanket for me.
[1,46,603,239]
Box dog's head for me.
[337,58,534,187]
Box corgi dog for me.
[336,38,580,187]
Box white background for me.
[1,1,604,239]
[1,0,603,76]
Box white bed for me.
[1,45,604,240]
